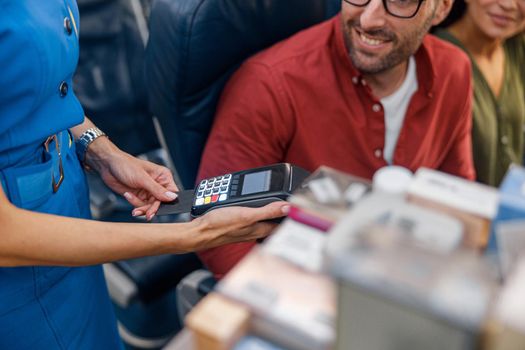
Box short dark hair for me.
[437,0,467,28]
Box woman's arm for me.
[0,188,288,267]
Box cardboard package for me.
[217,248,336,350]
[186,293,250,350]
[327,225,496,350]
[485,257,525,350]
[233,335,285,350]
[288,166,371,231]
[407,168,499,250]
[326,191,465,262]
[488,166,525,277]
[262,219,327,273]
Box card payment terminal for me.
[157,163,310,217]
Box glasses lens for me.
[385,0,422,18]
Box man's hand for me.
[85,138,178,220]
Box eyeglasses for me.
[343,0,426,18]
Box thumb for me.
[141,175,178,202]
[246,201,290,223]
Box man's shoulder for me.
[245,17,337,70]
[423,34,471,74]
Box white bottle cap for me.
[373,166,413,195]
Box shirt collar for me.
[333,14,436,97]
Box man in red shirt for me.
[197,0,475,278]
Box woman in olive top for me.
[435,0,525,186]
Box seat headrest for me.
[146,0,341,188]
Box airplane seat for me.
[75,1,203,348]
[145,0,342,326]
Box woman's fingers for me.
[131,200,161,220]
[145,200,161,221]
[131,201,155,217]
[155,169,179,193]
[123,191,147,208]
[238,201,290,224]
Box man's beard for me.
[343,15,434,74]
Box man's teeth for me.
[360,33,384,46]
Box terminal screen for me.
[241,170,272,195]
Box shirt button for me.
[361,79,367,86]
[501,135,509,145]
[64,17,73,35]
[352,76,359,85]
[374,149,382,158]
[372,104,381,112]
[59,81,69,97]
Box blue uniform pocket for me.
[1,154,54,210]
[0,133,92,314]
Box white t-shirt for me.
[380,56,418,164]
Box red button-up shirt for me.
[197,15,475,279]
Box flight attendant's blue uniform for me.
[0,1,122,348]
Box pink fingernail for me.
[132,210,143,217]
[165,191,178,200]
[124,192,132,200]
[281,205,291,214]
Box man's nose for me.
[359,0,388,30]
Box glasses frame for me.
[343,0,427,19]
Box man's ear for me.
[431,0,455,26]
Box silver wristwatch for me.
[75,127,107,164]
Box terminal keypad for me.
[195,174,232,206]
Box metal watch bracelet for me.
[75,127,107,166]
